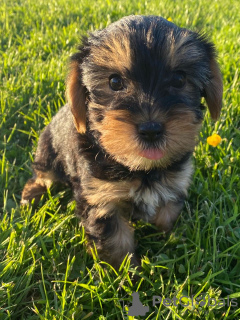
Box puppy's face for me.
[67,16,222,171]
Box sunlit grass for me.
[1,0,240,319]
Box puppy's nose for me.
[137,122,164,142]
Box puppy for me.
[21,15,222,268]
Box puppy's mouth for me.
[139,148,165,160]
[137,122,165,160]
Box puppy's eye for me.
[171,72,186,89]
[109,75,124,91]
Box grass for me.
[0,0,240,319]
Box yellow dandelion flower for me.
[207,134,222,147]
[167,17,173,22]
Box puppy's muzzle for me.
[137,122,164,142]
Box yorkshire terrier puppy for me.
[21,15,222,268]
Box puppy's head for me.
[67,15,223,171]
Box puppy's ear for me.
[66,39,89,134]
[203,59,223,120]
[67,61,87,134]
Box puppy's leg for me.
[21,127,57,205]
[21,170,55,205]
[153,201,184,232]
[81,205,137,268]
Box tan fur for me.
[96,214,136,267]
[82,158,193,221]
[168,31,203,68]
[91,33,132,71]
[153,201,184,232]
[99,110,140,160]
[66,61,87,133]
[163,160,193,196]
[165,110,202,157]
[129,158,193,219]
[96,109,168,170]
[21,171,55,205]
[21,179,47,205]
[205,59,223,120]
[97,108,201,171]
[82,176,140,208]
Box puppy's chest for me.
[82,175,176,217]
[129,163,192,217]
[82,163,192,219]
[129,180,178,219]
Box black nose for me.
[137,122,164,142]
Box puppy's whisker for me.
[94,151,100,161]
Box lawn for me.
[0,0,240,319]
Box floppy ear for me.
[204,59,223,120]
[66,60,87,134]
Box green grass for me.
[1,0,240,319]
